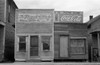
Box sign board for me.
[18,13,52,23]
[55,11,83,23]
[15,9,54,34]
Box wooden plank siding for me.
[4,22,15,61]
[54,23,88,60]
[0,0,5,22]
[0,24,5,61]
[0,0,6,61]
[6,0,17,25]
[0,0,18,61]
[4,0,18,61]
[87,16,100,62]
[15,9,54,61]
[16,23,53,34]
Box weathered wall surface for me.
[15,9,54,61]
[0,0,5,22]
[15,9,54,34]
[4,0,17,61]
[54,23,88,60]
[55,11,83,23]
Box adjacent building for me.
[15,9,54,61]
[0,0,18,61]
[54,23,88,61]
[54,11,88,61]
[88,15,100,62]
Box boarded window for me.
[70,39,85,54]
[19,36,26,52]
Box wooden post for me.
[98,33,100,56]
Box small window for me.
[70,39,86,54]
[8,5,10,23]
[41,36,51,51]
[19,36,26,52]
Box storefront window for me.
[41,36,51,51]
[19,36,26,52]
[70,39,85,54]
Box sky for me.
[14,0,100,22]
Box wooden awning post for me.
[98,33,100,56]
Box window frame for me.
[70,37,86,55]
[41,35,52,52]
[18,36,27,52]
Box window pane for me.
[70,39,85,54]
[70,39,85,47]
[19,43,26,52]
[19,36,26,52]
[30,36,38,47]
[41,36,50,51]
[70,47,85,54]
[19,36,26,43]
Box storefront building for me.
[15,10,88,61]
[15,9,54,61]
[54,11,88,61]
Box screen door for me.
[30,36,39,57]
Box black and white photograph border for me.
[0,0,100,65]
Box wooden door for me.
[30,36,39,58]
[60,36,69,57]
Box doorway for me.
[60,35,69,57]
[30,36,39,59]
[0,25,4,61]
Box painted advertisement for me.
[16,9,54,23]
[15,9,54,34]
[55,11,83,23]
[18,13,52,23]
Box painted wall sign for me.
[18,13,52,22]
[16,9,54,34]
[60,15,82,22]
[55,11,83,23]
